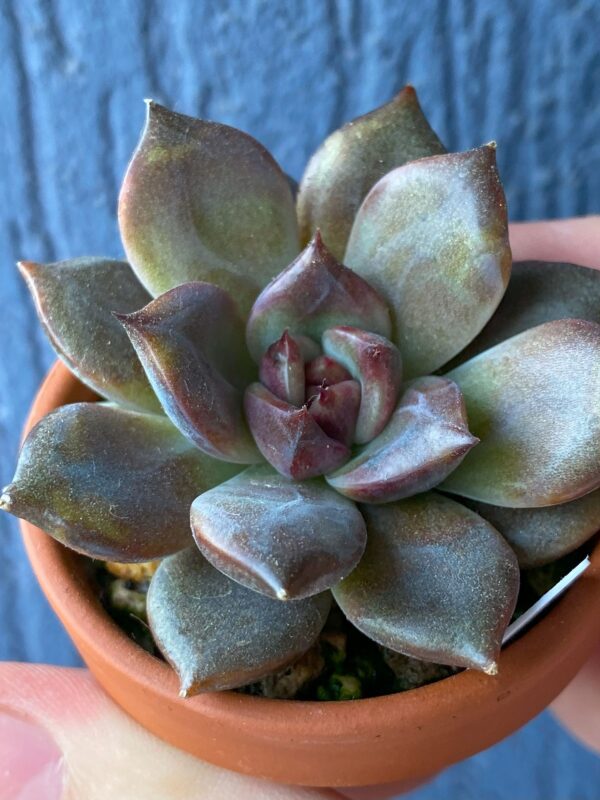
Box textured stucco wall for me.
[1,2,600,797]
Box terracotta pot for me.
[19,361,600,788]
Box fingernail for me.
[0,710,64,800]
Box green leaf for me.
[463,491,600,568]
[191,465,366,600]
[446,260,600,369]
[322,326,402,443]
[147,547,331,695]
[345,145,511,378]
[327,377,478,503]
[18,258,160,413]
[443,319,600,506]
[246,232,391,362]
[0,403,239,561]
[332,494,519,673]
[297,86,445,260]
[117,282,260,464]
[118,102,299,312]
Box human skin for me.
[1,217,599,800]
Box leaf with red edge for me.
[326,377,477,503]
[191,465,366,600]
[117,282,260,464]
[147,547,331,695]
[332,494,520,673]
[322,326,402,444]
[345,145,511,377]
[246,232,391,361]
[119,102,299,312]
[307,380,361,446]
[0,403,238,561]
[305,355,352,386]
[18,258,160,413]
[298,86,445,259]
[244,383,349,478]
[259,331,305,406]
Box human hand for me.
[3,216,599,800]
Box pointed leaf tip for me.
[298,86,445,259]
[147,547,331,694]
[119,103,298,307]
[246,233,391,362]
[333,494,519,672]
[191,465,366,600]
[345,145,511,377]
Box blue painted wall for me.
[1,1,600,796]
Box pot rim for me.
[19,361,600,748]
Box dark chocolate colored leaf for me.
[117,282,260,464]
[345,145,511,377]
[307,380,361,446]
[119,102,299,312]
[0,403,238,561]
[333,494,520,673]
[18,258,160,412]
[191,465,366,599]
[147,547,331,694]
[246,232,391,361]
[297,86,445,259]
[443,320,600,507]
[327,377,477,503]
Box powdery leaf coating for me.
[345,145,511,378]
[118,102,299,313]
[244,383,349,479]
[447,260,600,369]
[147,547,331,695]
[246,232,391,362]
[297,86,445,260]
[191,465,366,600]
[117,282,260,464]
[0,403,239,561]
[326,377,478,503]
[322,327,402,444]
[259,331,305,406]
[463,491,600,568]
[18,258,160,413]
[443,319,600,507]
[332,494,520,673]
[307,380,361,446]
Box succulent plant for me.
[3,87,600,698]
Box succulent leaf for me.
[332,494,520,673]
[322,327,402,443]
[191,465,367,600]
[297,86,445,259]
[447,260,600,369]
[345,145,511,377]
[117,282,260,464]
[463,491,600,569]
[147,547,331,695]
[305,355,351,386]
[18,258,160,413]
[307,380,361,446]
[0,403,239,561]
[246,232,391,362]
[118,102,299,311]
[326,377,478,503]
[443,319,600,506]
[244,383,350,478]
[259,331,305,406]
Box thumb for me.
[0,663,340,800]
[509,215,600,268]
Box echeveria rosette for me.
[3,88,600,697]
